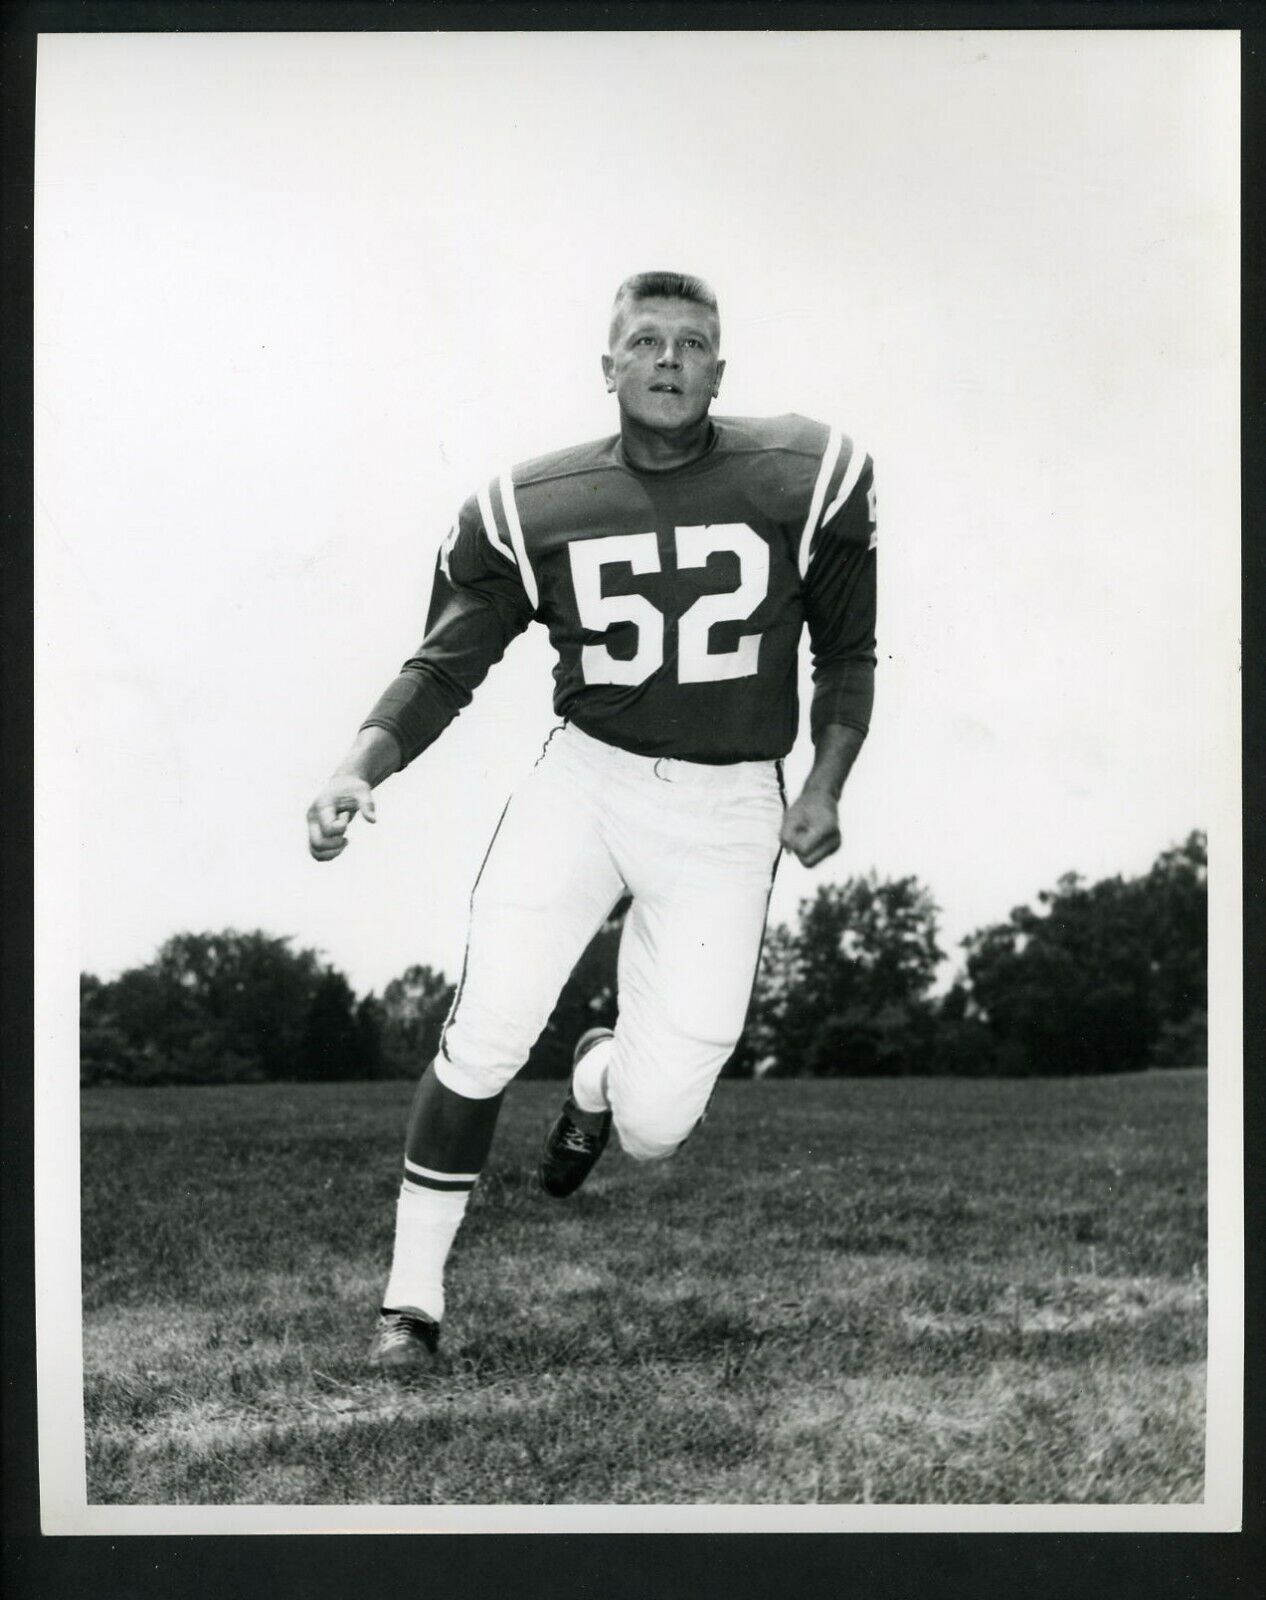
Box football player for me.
[306,272,877,1371]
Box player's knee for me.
[616,1125,682,1163]
[431,1046,515,1100]
[611,1104,693,1164]
[439,1003,546,1097]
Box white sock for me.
[571,1035,614,1114]
[381,1183,471,1323]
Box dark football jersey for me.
[363,414,877,764]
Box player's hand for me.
[780,789,841,868]
[307,776,377,861]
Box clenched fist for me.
[780,789,841,868]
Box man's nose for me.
[656,343,681,367]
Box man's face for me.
[602,297,725,433]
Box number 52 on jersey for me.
[568,524,768,687]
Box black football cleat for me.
[368,1307,444,1374]
[538,1028,614,1198]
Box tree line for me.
[80,831,1206,1086]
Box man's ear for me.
[601,352,616,393]
[712,357,726,397]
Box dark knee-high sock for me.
[405,1063,505,1173]
[382,1062,505,1321]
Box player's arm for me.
[307,496,534,862]
[781,445,877,868]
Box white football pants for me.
[435,723,784,1161]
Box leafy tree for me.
[378,964,457,1078]
[924,981,999,1077]
[1139,832,1207,1036]
[79,930,368,1085]
[1151,1008,1208,1069]
[737,874,945,1077]
[80,972,159,1086]
[148,930,325,1080]
[299,968,368,1082]
[355,994,387,1080]
[963,875,1156,1074]
[961,832,1207,1075]
[802,1000,938,1078]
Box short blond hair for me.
[608,271,720,348]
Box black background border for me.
[3,4,1262,1596]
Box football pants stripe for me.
[477,480,516,565]
[404,1158,481,1185]
[820,439,869,533]
[798,424,843,578]
[498,466,540,611]
[439,794,514,1057]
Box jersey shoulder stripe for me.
[806,439,874,574]
[496,465,538,610]
[465,418,861,590]
[797,425,844,577]
[476,480,515,564]
[711,414,860,547]
[821,438,869,530]
[465,475,540,612]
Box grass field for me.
[81,1072,1207,1505]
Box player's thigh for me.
[617,780,782,1051]
[620,878,772,1053]
[444,749,623,1077]
[608,816,779,1148]
[471,743,616,916]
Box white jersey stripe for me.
[797,425,844,578]
[498,466,540,611]
[404,1157,481,1184]
[821,439,869,531]
[477,481,516,565]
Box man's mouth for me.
[649,383,682,394]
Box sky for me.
[35,29,1240,998]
